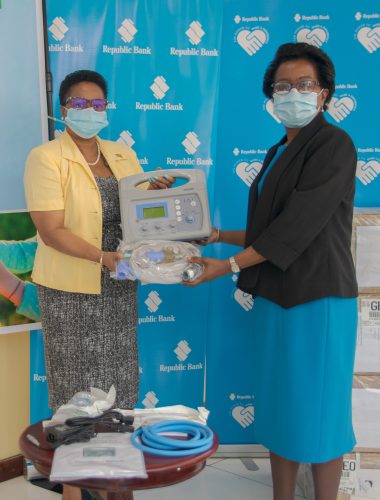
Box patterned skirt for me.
[37,175,139,411]
[38,274,138,411]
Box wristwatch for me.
[229,256,240,274]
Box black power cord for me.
[66,410,134,432]
[45,410,134,448]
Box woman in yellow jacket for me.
[24,70,172,416]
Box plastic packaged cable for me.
[43,386,116,428]
[111,240,204,284]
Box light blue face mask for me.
[64,107,109,138]
[49,108,109,139]
[273,88,322,128]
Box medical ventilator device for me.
[119,169,211,243]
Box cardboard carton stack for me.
[298,209,380,500]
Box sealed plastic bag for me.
[43,386,116,428]
[116,405,209,428]
[50,432,147,481]
[112,240,204,284]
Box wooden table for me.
[19,421,219,500]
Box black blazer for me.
[237,113,358,308]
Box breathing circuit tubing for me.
[130,420,214,457]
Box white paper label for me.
[340,454,359,492]
[361,299,380,327]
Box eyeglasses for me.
[65,96,108,112]
[272,79,320,95]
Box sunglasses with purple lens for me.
[65,96,108,112]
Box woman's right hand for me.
[101,251,124,272]
[195,227,220,246]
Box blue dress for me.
[252,145,358,463]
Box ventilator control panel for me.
[119,169,211,243]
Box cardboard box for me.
[353,375,380,451]
[298,453,380,500]
[352,210,380,295]
[297,377,380,499]
[355,295,380,373]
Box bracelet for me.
[215,227,220,242]
[7,280,22,301]
[99,251,104,267]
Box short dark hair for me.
[59,70,108,105]
[263,43,335,110]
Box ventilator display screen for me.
[143,206,166,219]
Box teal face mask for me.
[273,88,321,128]
[64,108,109,138]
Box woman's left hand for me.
[148,168,176,190]
[182,256,231,287]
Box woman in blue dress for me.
[185,43,358,500]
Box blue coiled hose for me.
[131,420,214,457]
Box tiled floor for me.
[0,459,306,500]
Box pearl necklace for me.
[87,142,101,166]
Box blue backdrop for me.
[32,0,380,444]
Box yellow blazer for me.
[24,130,143,294]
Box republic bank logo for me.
[356,25,380,53]
[235,27,269,56]
[118,18,137,43]
[159,341,202,373]
[186,21,205,45]
[48,17,69,41]
[170,20,218,57]
[103,19,151,55]
[142,391,159,408]
[48,17,83,53]
[355,12,380,22]
[235,160,263,187]
[117,130,135,148]
[182,132,201,155]
[145,291,162,313]
[174,340,192,361]
[234,14,270,24]
[231,404,254,428]
[166,132,212,168]
[327,95,357,123]
[150,76,169,100]
[294,13,331,23]
[136,76,182,112]
[356,159,380,186]
[295,25,329,47]
[233,288,254,311]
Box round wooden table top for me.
[20,421,219,499]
